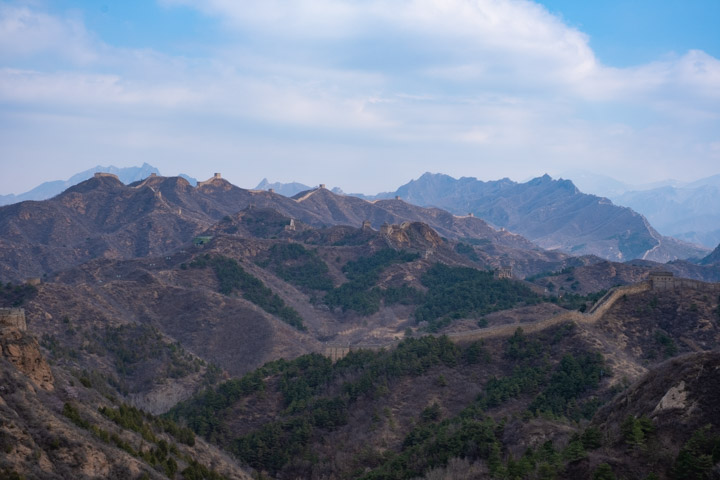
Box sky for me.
[0,0,719,195]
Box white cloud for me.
[0,0,718,194]
[0,68,201,108]
[0,4,98,63]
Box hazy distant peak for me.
[0,163,166,206]
[528,174,552,185]
[254,178,312,197]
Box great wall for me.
[323,272,720,360]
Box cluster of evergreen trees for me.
[168,329,611,478]
[324,249,422,315]
[415,264,541,331]
[261,243,334,291]
[191,254,306,331]
[188,246,609,334]
[62,401,222,479]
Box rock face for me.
[0,308,54,391]
[381,221,444,250]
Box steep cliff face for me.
[0,308,54,391]
[0,328,55,392]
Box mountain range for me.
[0,173,546,284]
[360,172,707,262]
[0,163,198,206]
[612,181,720,248]
[256,172,716,261]
[2,170,720,478]
[5,165,718,261]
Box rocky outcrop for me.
[381,221,444,250]
[569,352,720,480]
[0,308,54,391]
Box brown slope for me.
[527,258,720,295]
[25,254,319,382]
[565,352,720,480]
[0,336,252,479]
[171,274,720,480]
[0,175,209,282]
[206,206,581,280]
[18,215,564,412]
[292,187,537,249]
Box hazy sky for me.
[1,0,719,194]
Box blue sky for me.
[1,0,719,195]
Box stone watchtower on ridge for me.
[649,270,674,291]
[197,173,222,187]
[495,266,512,279]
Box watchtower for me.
[649,270,675,290]
[495,266,512,279]
[197,173,222,187]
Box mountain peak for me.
[254,179,312,197]
[700,243,720,265]
[528,173,553,185]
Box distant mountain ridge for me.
[255,178,312,197]
[558,170,720,248]
[254,178,347,197]
[369,172,707,262]
[0,163,198,206]
[700,243,720,266]
[611,182,720,248]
